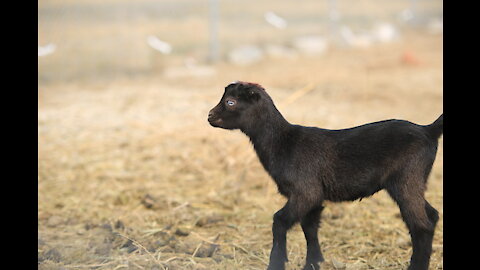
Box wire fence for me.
[38,0,442,83]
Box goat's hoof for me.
[302,262,320,270]
[266,266,285,270]
[266,261,286,270]
[407,265,428,270]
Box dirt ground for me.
[38,11,443,269]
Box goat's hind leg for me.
[424,200,439,229]
[387,186,437,270]
[301,205,325,270]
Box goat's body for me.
[249,118,440,203]
[208,82,442,270]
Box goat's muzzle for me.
[208,110,223,127]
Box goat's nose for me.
[208,110,214,119]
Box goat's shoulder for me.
[278,125,336,166]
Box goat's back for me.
[285,119,440,201]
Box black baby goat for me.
[208,81,443,270]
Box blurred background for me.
[38,0,443,269]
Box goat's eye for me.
[226,100,236,106]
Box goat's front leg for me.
[301,205,325,270]
[267,197,313,270]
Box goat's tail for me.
[425,114,443,140]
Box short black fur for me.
[208,81,443,270]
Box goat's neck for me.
[242,109,290,170]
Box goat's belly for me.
[324,183,384,202]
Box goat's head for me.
[208,81,266,130]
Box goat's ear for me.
[248,90,261,101]
[245,84,263,101]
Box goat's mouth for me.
[208,117,223,127]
